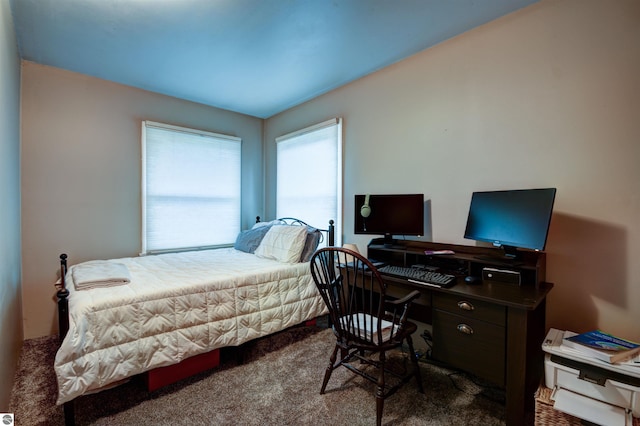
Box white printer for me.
[542,328,640,426]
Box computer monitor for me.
[354,194,424,247]
[464,188,556,260]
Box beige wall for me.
[0,0,23,410]
[265,0,640,340]
[20,63,264,338]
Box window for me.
[142,121,241,254]
[276,118,342,245]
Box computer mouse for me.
[464,276,481,285]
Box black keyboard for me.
[378,265,457,288]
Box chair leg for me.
[321,344,340,394]
[376,351,386,426]
[63,400,75,426]
[405,335,424,393]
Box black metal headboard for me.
[256,216,335,247]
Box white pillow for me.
[254,225,308,263]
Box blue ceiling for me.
[10,0,537,118]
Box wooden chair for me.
[310,247,424,425]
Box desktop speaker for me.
[482,267,521,286]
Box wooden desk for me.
[366,239,553,426]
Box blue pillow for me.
[234,226,271,253]
[299,227,322,262]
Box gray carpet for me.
[10,325,506,425]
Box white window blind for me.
[276,118,342,244]
[142,121,241,254]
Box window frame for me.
[141,120,242,255]
[275,118,342,245]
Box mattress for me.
[54,248,327,404]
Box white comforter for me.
[54,248,327,404]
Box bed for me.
[54,217,335,424]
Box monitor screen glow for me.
[463,188,556,256]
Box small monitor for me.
[354,194,424,247]
[464,188,556,259]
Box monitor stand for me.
[502,245,520,260]
[474,245,524,266]
[383,233,395,248]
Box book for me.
[562,329,640,364]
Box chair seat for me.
[341,313,418,345]
[343,313,395,343]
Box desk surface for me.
[379,272,553,311]
[368,239,552,310]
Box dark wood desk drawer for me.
[432,309,506,386]
[433,292,506,326]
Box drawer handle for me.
[457,301,475,311]
[457,323,474,335]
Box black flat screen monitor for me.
[354,194,424,247]
[464,188,556,259]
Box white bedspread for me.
[54,248,327,404]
